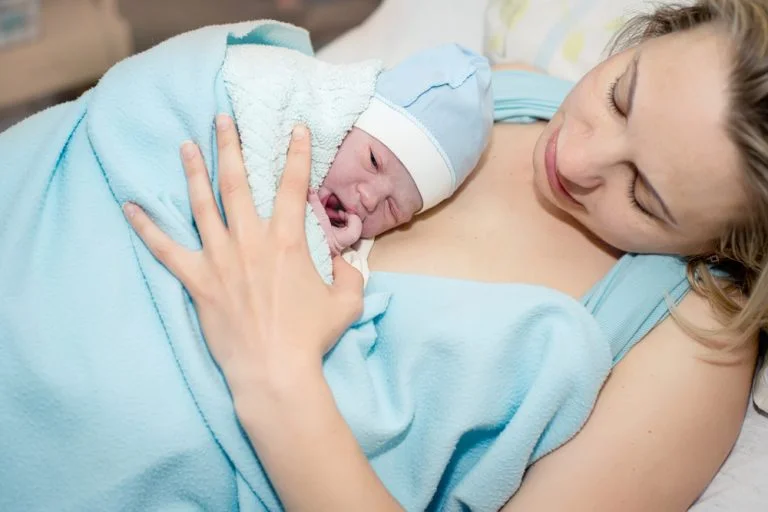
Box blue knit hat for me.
[353,44,493,212]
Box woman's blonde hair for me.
[613,0,768,346]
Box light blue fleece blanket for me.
[0,20,615,511]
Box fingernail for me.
[292,125,308,140]
[123,203,137,219]
[180,141,197,160]
[216,114,232,131]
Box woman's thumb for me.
[331,255,364,315]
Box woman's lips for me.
[544,127,580,206]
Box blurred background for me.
[0,0,381,132]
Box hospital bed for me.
[317,0,768,509]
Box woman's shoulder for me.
[504,291,758,511]
[646,291,758,365]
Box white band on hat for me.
[354,96,453,212]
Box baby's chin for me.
[359,226,378,239]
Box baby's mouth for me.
[323,193,349,228]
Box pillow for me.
[690,398,768,510]
[483,0,691,81]
[316,0,486,67]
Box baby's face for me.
[315,127,423,245]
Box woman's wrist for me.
[229,352,327,431]
[231,356,402,512]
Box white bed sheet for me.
[317,1,768,510]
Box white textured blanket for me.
[222,44,381,282]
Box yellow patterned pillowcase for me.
[483,0,685,81]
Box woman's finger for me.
[181,141,227,248]
[123,202,196,283]
[273,125,313,234]
[215,114,259,238]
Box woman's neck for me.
[370,123,621,298]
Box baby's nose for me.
[357,183,380,213]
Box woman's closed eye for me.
[606,64,667,222]
[608,78,651,217]
[607,54,640,120]
[607,75,625,117]
[627,174,655,219]
[625,163,676,225]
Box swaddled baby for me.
[224,40,491,281]
[305,45,493,255]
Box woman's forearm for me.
[234,364,403,512]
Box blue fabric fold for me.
[356,273,611,511]
[492,69,574,123]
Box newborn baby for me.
[306,127,423,253]
[306,44,493,254]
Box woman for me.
[128,0,765,509]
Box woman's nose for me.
[557,121,618,191]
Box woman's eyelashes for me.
[627,177,653,218]
[606,75,624,117]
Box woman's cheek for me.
[585,209,633,246]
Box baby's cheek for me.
[360,219,380,238]
[362,214,395,238]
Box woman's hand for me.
[124,115,399,512]
[123,115,363,396]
